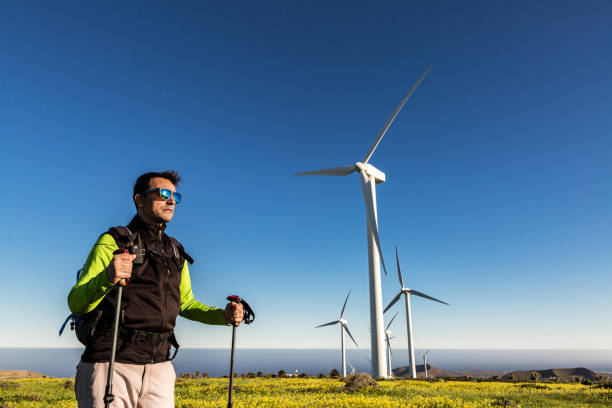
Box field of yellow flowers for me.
[1,377,611,407]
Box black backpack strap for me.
[168,332,180,360]
[106,226,135,250]
[167,236,194,265]
[106,226,145,264]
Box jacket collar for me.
[128,214,167,236]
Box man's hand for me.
[106,252,137,286]
[224,301,244,326]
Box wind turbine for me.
[347,360,356,375]
[423,348,431,379]
[384,246,448,379]
[315,290,359,378]
[295,68,431,377]
[385,312,398,378]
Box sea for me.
[1,348,612,378]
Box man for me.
[68,171,243,407]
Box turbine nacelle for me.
[355,162,386,184]
[339,318,348,326]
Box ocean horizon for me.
[2,348,612,378]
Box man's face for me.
[135,177,178,224]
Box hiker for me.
[67,170,244,407]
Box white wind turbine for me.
[385,312,399,378]
[315,290,359,378]
[423,348,431,378]
[347,360,356,375]
[295,68,431,377]
[384,246,448,379]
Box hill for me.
[502,367,601,381]
[0,370,47,380]
[393,364,467,378]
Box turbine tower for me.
[295,68,431,377]
[423,348,431,379]
[385,312,399,378]
[315,290,359,378]
[384,246,448,378]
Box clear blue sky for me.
[1,1,611,350]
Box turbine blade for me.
[344,325,359,348]
[408,289,449,305]
[340,289,351,318]
[315,320,339,328]
[395,245,404,288]
[386,312,399,330]
[359,170,387,275]
[362,67,432,164]
[383,292,402,313]
[294,166,356,177]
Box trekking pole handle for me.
[226,295,255,325]
[113,249,131,285]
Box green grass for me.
[0,377,611,407]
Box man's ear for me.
[134,194,143,209]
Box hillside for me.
[393,364,465,378]
[0,370,47,380]
[502,367,601,381]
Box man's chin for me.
[154,213,174,223]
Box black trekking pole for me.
[226,295,255,408]
[104,249,130,408]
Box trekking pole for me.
[226,295,255,408]
[104,249,129,408]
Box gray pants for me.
[75,361,176,408]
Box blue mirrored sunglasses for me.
[139,188,182,204]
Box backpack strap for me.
[106,226,145,264]
[167,236,194,265]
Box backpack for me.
[59,226,144,345]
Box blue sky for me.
[1,1,611,351]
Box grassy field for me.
[0,377,611,407]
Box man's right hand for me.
[106,252,137,286]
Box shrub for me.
[257,371,263,377]
[329,369,340,378]
[278,370,286,377]
[247,372,256,378]
[318,373,326,378]
[492,397,519,407]
[195,370,201,378]
[63,380,74,389]
[299,372,308,378]
[344,373,379,392]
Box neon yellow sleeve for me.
[179,262,228,325]
[67,233,118,314]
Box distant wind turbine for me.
[385,312,399,378]
[423,349,431,379]
[315,290,359,378]
[347,360,356,375]
[296,68,431,377]
[384,246,448,378]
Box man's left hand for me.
[224,301,244,326]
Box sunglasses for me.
[139,188,182,204]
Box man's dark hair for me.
[133,170,182,199]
